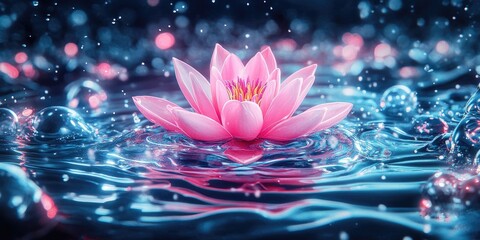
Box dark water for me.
[1,0,480,239]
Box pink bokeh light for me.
[155,32,175,50]
[64,42,79,57]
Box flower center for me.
[225,78,266,104]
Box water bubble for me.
[458,175,480,209]
[65,79,107,115]
[0,108,18,138]
[420,172,461,220]
[449,116,480,167]
[32,1,39,7]
[464,86,480,115]
[411,115,449,136]
[29,106,96,143]
[380,85,418,118]
[0,163,57,239]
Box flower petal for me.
[221,54,244,82]
[262,78,303,131]
[266,68,281,95]
[262,105,327,141]
[288,75,315,118]
[281,64,317,90]
[242,52,269,84]
[210,66,221,115]
[189,72,219,122]
[312,102,353,132]
[132,96,180,131]
[260,46,277,73]
[172,108,232,141]
[173,58,212,111]
[221,100,263,141]
[215,80,230,119]
[260,80,277,116]
[210,43,230,72]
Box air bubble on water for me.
[448,116,480,167]
[0,108,19,138]
[464,86,480,115]
[0,163,57,239]
[380,85,418,118]
[65,79,107,116]
[27,106,96,143]
[411,115,449,136]
[420,172,461,220]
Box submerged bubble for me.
[464,86,480,115]
[0,163,57,239]
[449,116,480,167]
[29,106,96,142]
[65,79,107,115]
[0,108,18,138]
[420,172,461,220]
[412,115,449,136]
[380,85,417,118]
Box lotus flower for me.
[133,44,352,142]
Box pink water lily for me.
[133,44,352,142]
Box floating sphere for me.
[458,175,480,209]
[30,106,95,142]
[0,163,57,239]
[0,108,18,137]
[449,116,480,167]
[464,86,480,115]
[380,85,417,118]
[411,115,449,136]
[65,79,107,115]
[420,172,461,220]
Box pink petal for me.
[260,46,277,73]
[281,64,317,90]
[242,52,269,84]
[312,102,353,132]
[172,108,232,141]
[221,54,244,83]
[173,58,212,112]
[189,73,219,122]
[210,44,230,72]
[266,68,281,95]
[132,96,180,131]
[288,75,315,118]
[223,140,263,165]
[215,80,230,119]
[221,100,263,141]
[260,80,277,116]
[262,78,303,131]
[210,66,221,115]
[262,105,327,141]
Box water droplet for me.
[0,163,57,239]
[380,85,418,118]
[28,106,96,143]
[0,108,18,138]
[32,1,39,7]
[65,79,107,116]
[132,112,140,124]
[411,115,449,136]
